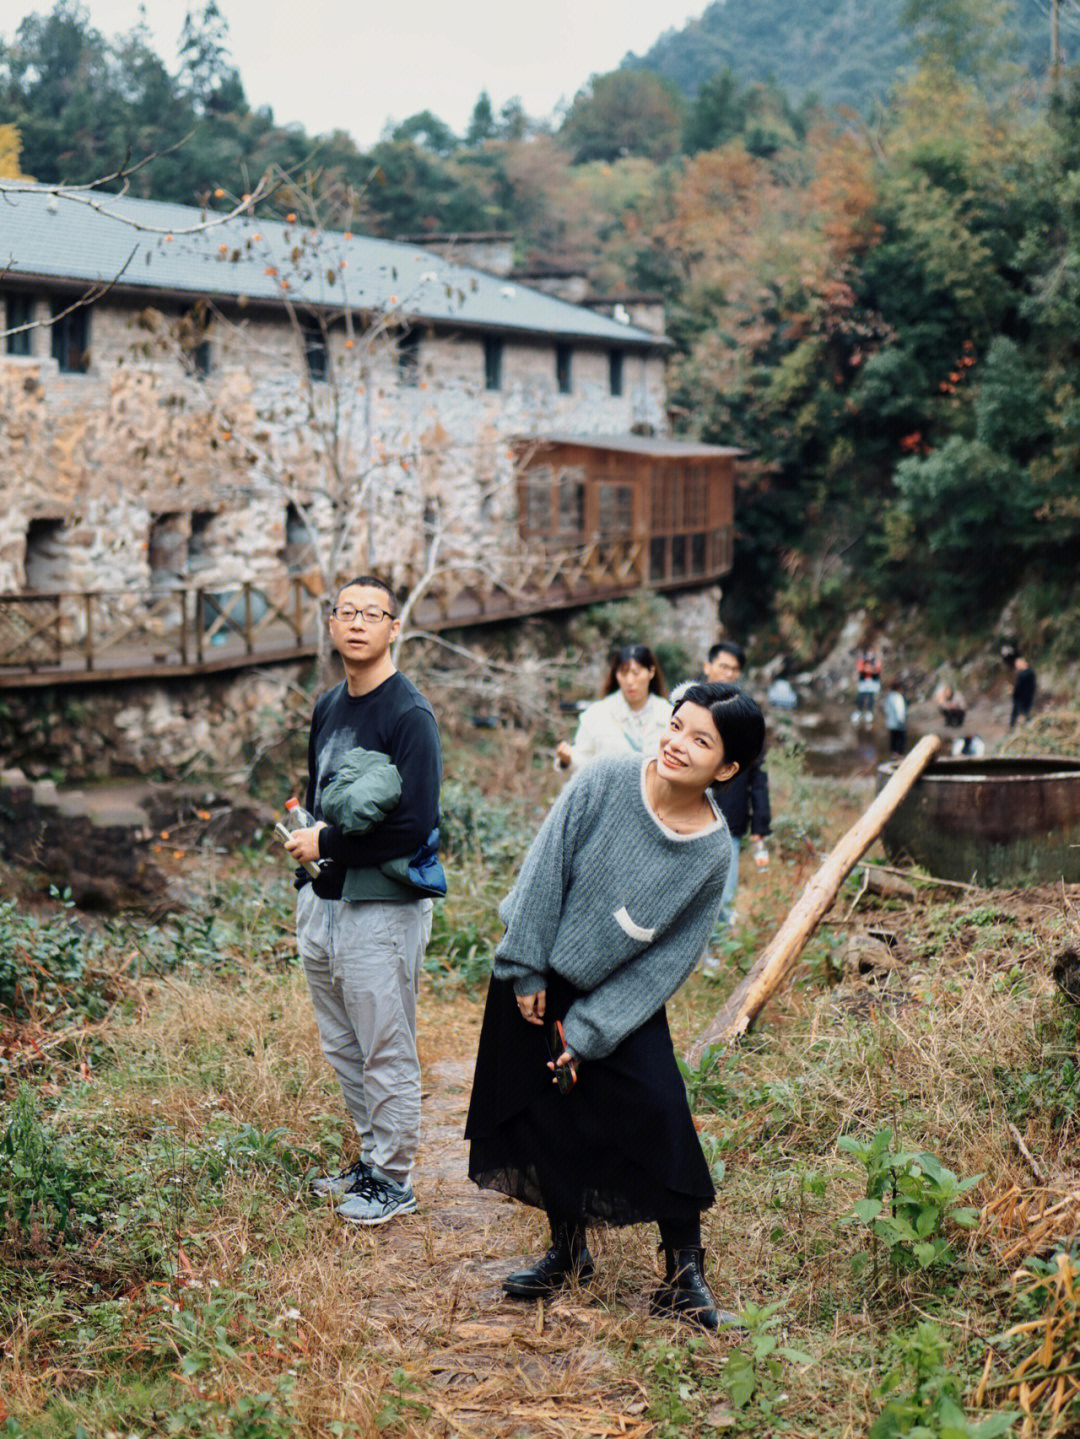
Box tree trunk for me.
[686,733,942,1066]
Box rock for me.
[861,866,917,901]
[843,933,899,981]
[1053,945,1080,1004]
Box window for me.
[609,350,624,397]
[522,467,553,534]
[280,503,315,571]
[51,300,90,373]
[25,518,67,591]
[398,327,422,385]
[556,470,585,535]
[188,510,215,573]
[597,483,633,540]
[148,513,186,590]
[302,320,327,382]
[555,343,572,394]
[484,336,503,391]
[5,293,34,356]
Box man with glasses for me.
[284,575,442,1226]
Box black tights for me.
[548,1212,701,1252]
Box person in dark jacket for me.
[699,643,770,930]
[284,576,442,1228]
[1010,655,1036,727]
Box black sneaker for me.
[310,1157,373,1198]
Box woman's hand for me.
[547,1045,578,1091]
[555,741,573,769]
[516,988,546,1024]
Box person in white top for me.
[556,644,672,772]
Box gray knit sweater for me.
[493,754,731,1061]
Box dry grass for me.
[5,738,1080,1436]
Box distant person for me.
[703,640,745,685]
[1011,655,1036,727]
[883,680,907,756]
[935,684,966,729]
[690,642,771,936]
[851,647,881,727]
[951,735,986,758]
[555,644,670,772]
[766,676,798,709]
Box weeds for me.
[870,1321,1017,1438]
[997,1249,1080,1434]
[1,1084,88,1240]
[838,1127,982,1283]
[722,1299,813,1422]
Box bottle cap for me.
[285,797,299,810]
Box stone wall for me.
[0,664,313,783]
[1,290,666,603]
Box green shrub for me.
[870,1321,1016,1438]
[839,1128,981,1280]
[1,1084,87,1239]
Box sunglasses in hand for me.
[547,1018,578,1094]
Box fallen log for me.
[687,733,942,1066]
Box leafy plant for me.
[870,1321,1016,1438]
[374,1369,432,1430]
[722,1299,812,1420]
[0,891,95,1015]
[640,1337,705,1434]
[838,1128,981,1281]
[1,1084,86,1239]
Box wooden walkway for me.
[0,544,728,688]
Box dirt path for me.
[348,1053,685,1438]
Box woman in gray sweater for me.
[466,682,765,1329]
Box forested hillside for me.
[3,1,1080,660]
[624,0,1058,114]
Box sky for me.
[43,0,708,147]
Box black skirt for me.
[465,971,714,1227]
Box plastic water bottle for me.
[753,840,770,870]
[275,797,321,878]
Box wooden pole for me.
[686,733,942,1067]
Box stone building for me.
[0,180,738,680]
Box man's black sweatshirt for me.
[301,671,442,901]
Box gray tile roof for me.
[531,432,743,457]
[0,181,666,348]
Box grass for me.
[2,728,1080,1436]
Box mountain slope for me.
[624,0,1055,113]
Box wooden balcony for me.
[0,534,732,688]
[1,436,739,688]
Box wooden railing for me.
[0,531,731,687]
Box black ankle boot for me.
[502,1231,594,1299]
[649,1246,738,1331]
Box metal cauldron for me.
[876,755,1080,886]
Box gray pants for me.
[297,886,433,1183]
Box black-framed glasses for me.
[330,604,395,624]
